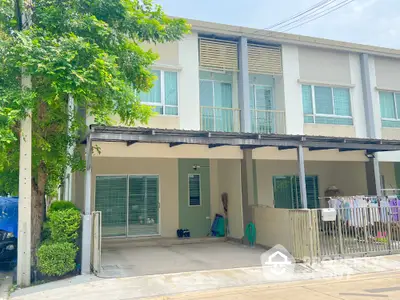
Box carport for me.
[99,238,265,277]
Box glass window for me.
[199,71,235,132]
[314,86,333,114]
[140,70,178,115]
[379,91,400,128]
[302,85,352,125]
[188,174,201,206]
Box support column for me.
[17,0,33,287]
[297,145,308,209]
[360,54,382,196]
[81,138,93,274]
[366,157,382,196]
[17,100,32,287]
[238,37,251,133]
[241,149,255,241]
[360,53,377,138]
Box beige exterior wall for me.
[380,162,396,190]
[89,156,243,239]
[253,206,292,252]
[375,56,400,91]
[209,159,244,239]
[93,142,243,159]
[217,160,244,239]
[142,42,180,66]
[255,160,368,207]
[298,46,351,84]
[253,147,367,162]
[304,124,356,138]
[91,157,179,238]
[381,128,400,140]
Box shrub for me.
[41,222,51,242]
[48,208,81,243]
[37,242,77,276]
[48,201,79,213]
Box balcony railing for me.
[200,106,241,132]
[251,109,286,134]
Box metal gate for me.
[289,206,400,262]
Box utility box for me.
[321,208,337,222]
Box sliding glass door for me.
[95,175,160,237]
[128,176,159,236]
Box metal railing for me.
[251,109,286,134]
[289,205,400,262]
[200,106,241,132]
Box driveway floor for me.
[101,241,266,277]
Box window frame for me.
[379,91,400,123]
[303,84,353,125]
[140,69,179,116]
[188,173,202,207]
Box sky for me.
[154,0,400,49]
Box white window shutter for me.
[248,45,282,75]
[199,39,238,71]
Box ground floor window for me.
[273,175,319,209]
[95,175,159,237]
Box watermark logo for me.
[260,244,295,281]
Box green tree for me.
[0,0,189,255]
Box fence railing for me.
[200,106,241,132]
[289,206,400,262]
[251,109,286,134]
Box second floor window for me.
[379,91,400,128]
[302,85,352,125]
[140,70,178,116]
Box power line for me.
[266,0,336,30]
[281,0,356,32]
[272,0,343,32]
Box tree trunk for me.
[31,167,46,264]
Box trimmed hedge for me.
[48,200,79,213]
[48,208,81,243]
[37,242,77,276]
[38,201,81,277]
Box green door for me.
[178,159,211,238]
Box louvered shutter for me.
[199,39,238,71]
[248,45,282,75]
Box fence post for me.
[308,210,314,265]
[337,209,344,256]
[362,208,369,253]
[387,212,392,254]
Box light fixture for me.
[365,152,375,159]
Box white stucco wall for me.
[282,44,303,135]
[178,33,200,130]
[349,53,367,138]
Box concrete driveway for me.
[101,241,266,277]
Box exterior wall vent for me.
[248,44,282,75]
[199,38,238,71]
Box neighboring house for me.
[64,18,400,273]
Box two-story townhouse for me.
[67,18,400,274]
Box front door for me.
[178,159,211,238]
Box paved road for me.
[152,272,400,300]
